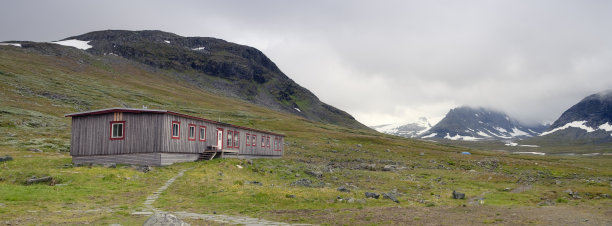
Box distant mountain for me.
[3,30,369,130]
[538,90,612,142]
[371,117,435,138]
[419,106,546,141]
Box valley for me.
[0,32,611,225]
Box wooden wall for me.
[70,112,283,158]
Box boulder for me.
[143,212,190,226]
[305,170,323,178]
[291,178,313,187]
[137,166,152,173]
[337,186,351,193]
[452,190,465,199]
[383,193,399,203]
[383,165,395,171]
[26,176,52,185]
[0,155,12,162]
[365,192,380,199]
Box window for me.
[246,133,250,146]
[261,135,265,147]
[274,137,279,151]
[252,134,256,148]
[110,121,125,140]
[199,126,207,141]
[188,124,196,141]
[234,131,239,148]
[227,130,233,148]
[266,136,270,148]
[171,121,180,139]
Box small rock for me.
[503,188,512,192]
[143,212,189,226]
[347,198,355,203]
[356,144,362,148]
[337,186,350,193]
[365,192,380,199]
[249,181,263,186]
[383,165,395,171]
[137,166,152,173]
[28,148,43,153]
[383,193,399,203]
[26,176,53,185]
[62,164,73,168]
[305,170,323,178]
[103,163,116,168]
[286,194,295,198]
[385,149,391,152]
[0,155,13,162]
[599,194,610,199]
[291,178,313,187]
[294,173,300,177]
[452,190,465,199]
[419,152,425,156]
[538,199,555,206]
[356,199,366,204]
[555,180,562,185]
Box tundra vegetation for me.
[0,46,611,225]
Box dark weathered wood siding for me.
[160,114,283,156]
[70,112,164,156]
[70,111,283,159]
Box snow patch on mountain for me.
[0,43,21,47]
[540,121,595,136]
[599,122,612,132]
[51,39,92,50]
[444,133,481,141]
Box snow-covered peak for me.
[371,117,437,138]
[0,43,21,47]
[51,39,92,50]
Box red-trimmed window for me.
[266,136,271,148]
[188,124,196,141]
[234,131,240,148]
[110,121,125,140]
[252,134,256,148]
[199,126,207,141]
[261,135,265,147]
[171,121,180,139]
[227,130,233,148]
[246,133,250,146]
[274,137,279,151]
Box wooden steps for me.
[198,151,217,161]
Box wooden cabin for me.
[65,108,284,166]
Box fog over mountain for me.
[2,1,612,126]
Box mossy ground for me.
[0,46,611,225]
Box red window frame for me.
[234,131,240,148]
[227,130,233,148]
[252,134,256,148]
[199,125,207,142]
[261,135,265,147]
[246,133,250,146]
[171,121,181,139]
[109,121,125,140]
[188,124,196,141]
[266,136,271,148]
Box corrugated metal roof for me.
[65,108,284,136]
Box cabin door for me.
[216,128,223,150]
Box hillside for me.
[1,40,611,225]
[2,30,368,130]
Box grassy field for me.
[1,46,611,225]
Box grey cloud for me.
[2,0,611,126]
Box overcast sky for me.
[2,0,612,126]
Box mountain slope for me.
[538,90,612,143]
[371,117,435,138]
[3,30,368,130]
[419,106,546,141]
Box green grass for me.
[0,46,611,224]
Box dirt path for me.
[133,167,305,225]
